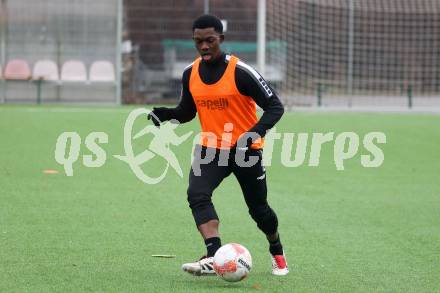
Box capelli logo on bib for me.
[197,98,229,110]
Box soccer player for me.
[148,14,288,276]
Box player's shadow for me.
[183,274,264,291]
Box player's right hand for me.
[147,107,168,127]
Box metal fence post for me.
[317,83,323,107]
[1,0,7,103]
[407,84,413,109]
[347,0,354,107]
[116,0,123,104]
[204,0,209,14]
[257,0,266,77]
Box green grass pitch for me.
[0,105,439,292]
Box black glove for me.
[147,107,170,127]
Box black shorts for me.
[187,145,268,225]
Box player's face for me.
[193,28,224,63]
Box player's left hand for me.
[235,132,260,151]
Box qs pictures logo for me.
[54,108,193,184]
[54,108,387,184]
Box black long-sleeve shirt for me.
[166,52,284,138]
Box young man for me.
[148,14,288,276]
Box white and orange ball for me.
[213,243,252,282]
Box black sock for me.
[205,237,221,257]
[268,235,284,256]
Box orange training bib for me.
[189,55,263,149]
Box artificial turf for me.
[1,105,439,292]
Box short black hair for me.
[192,14,223,34]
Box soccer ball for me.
[213,243,252,282]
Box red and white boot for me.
[271,251,289,276]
